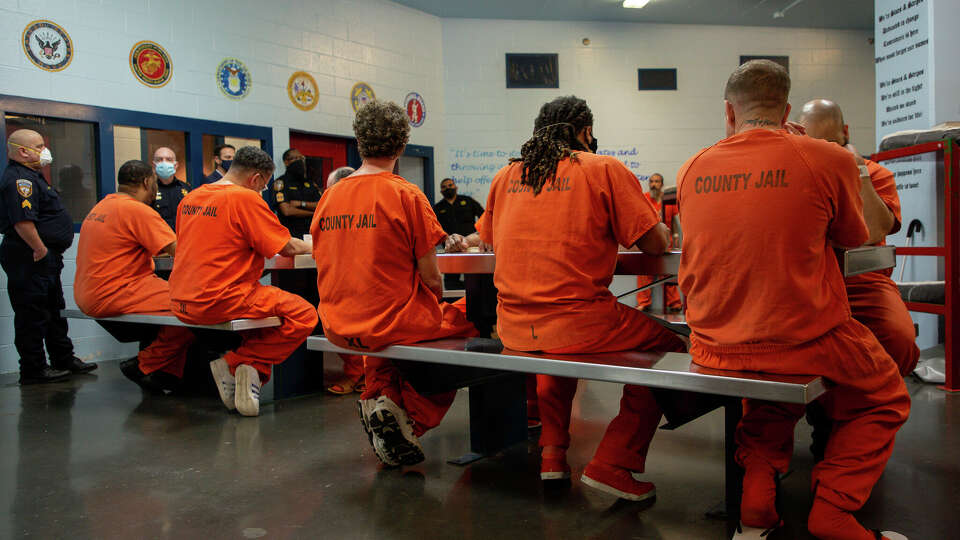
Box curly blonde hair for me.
[353,100,410,159]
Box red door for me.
[288,131,349,189]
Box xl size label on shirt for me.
[692,169,788,194]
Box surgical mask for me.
[441,188,456,199]
[588,135,598,153]
[155,161,176,179]
[220,159,233,172]
[10,143,53,166]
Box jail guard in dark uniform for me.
[1,129,96,384]
[151,146,190,231]
[274,149,321,239]
[432,177,484,290]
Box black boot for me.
[19,366,71,385]
[52,356,98,374]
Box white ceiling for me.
[391,0,874,30]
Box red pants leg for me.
[692,319,910,538]
[665,283,682,310]
[221,285,319,380]
[636,275,653,309]
[357,296,478,436]
[846,274,920,376]
[138,326,196,377]
[341,354,365,382]
[591,384,663,472]
[535,374,579,448]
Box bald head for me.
[327,166,355,188]
[6,129,45,169]
[798,99,848,146]
[153,146,177,163]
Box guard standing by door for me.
[274,149,322,239]
[152,146,190,231]
[1,129,96,384]
[432,177,484,290]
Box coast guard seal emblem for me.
[350,82,375,112]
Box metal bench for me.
[306,335,826,530]
[61,309,280,331]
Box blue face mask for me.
[220,159,233,172]
[155,161,176,179]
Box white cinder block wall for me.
[0,0,444,373]
[440,19,876,203]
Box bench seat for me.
[61,309,281,331]
[306,336,826,405]
[897,281,946,305]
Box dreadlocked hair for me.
[515,96,593,195]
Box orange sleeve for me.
[475,169,504,245]
[235,191,291,258]
[408,189,447,259]
[127,201,176,255]
[821,149,869,248]
[866,160,902,235]
[604,158,660,248]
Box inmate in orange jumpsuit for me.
[74,193,195,376]
[677,128,909,539]
[845,159,919,376]
[312,172,477,436]
[636,192,682,311]
[476,153,684,471]
[169,183,318,380]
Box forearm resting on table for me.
[634,223,671,254]
[278,201,315,218]
[159,241,176,257]
[13,221,45,251]
[860,178,895,245]
[417,250,443,300]
[279,237,311,256]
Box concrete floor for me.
[0,362,957,539]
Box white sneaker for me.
[234,365,261,417]
[879,532,908,540]
[357,399,376,447]
[367,395,424,466]
[209,358,236,411]
[732,521,781,539]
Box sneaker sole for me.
[368,408,425,466]
[541,471,571,480]
[235,366,260,417]
[356,400,375,447]
[581,474,656,502]
[209,360,236,411]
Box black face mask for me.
[588,135,598,153]
[441,188,457,199]
[286,159,306,181]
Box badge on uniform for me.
[276,192,285,202]
[181,188,188,197]
[16,179,33,198]
[275,179,284,191]
[156,191,162,200]
[305,182,311,187]
[460,200,466,206]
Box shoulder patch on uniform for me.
[276,192,285,202]
[460,200,466,205]
[274,179,284,191]
[16,179,33,198]
[304,182,311,187]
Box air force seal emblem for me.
[217,58,251,99]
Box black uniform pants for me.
[0,241,74,373]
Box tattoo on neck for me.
[742,118,780,127]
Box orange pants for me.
[341,354,365,382]
[177,284,318,380]
[538,302,686,471]
[846,273,919,376]
[359,299,478,437]
[692,319,910,534]
[636,275,682,310]
[81,275,195,377]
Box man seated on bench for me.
[312,100,477,467]
[459,95,686,501]
[677,60,909,540]
[74,159,195,393]
[169,146,317,417]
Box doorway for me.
[288,131,350,190]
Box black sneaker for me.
[19,367,71,385]
[52,356,98,373]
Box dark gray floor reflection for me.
[0,362,957,539]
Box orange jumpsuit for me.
[476,153,684,471]
[169,183,318,380]
[312,172,477,436]
[74,193,195,376]
[636,193,682,310]
[845,159,919,376]
[677,128,910,539]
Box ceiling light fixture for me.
[623,0,651,8]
